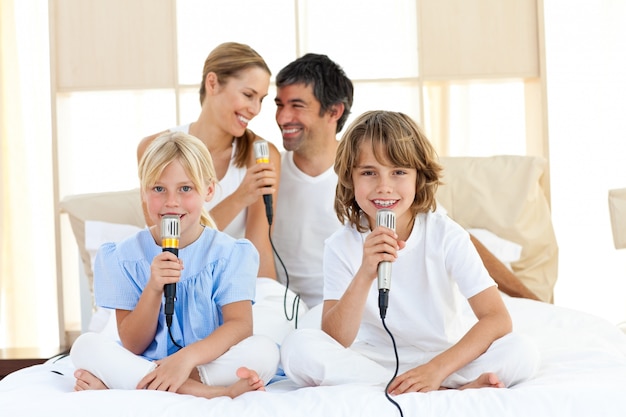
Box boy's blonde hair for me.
[138,131,217,228]
[334,110,443,232]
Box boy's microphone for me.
[161,215,180,328]
[376,209,396,319]
[253,139,273,225]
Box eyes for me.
[274,100,306,110]
[358,168,410,176]
[152,185,193,193]
[244,91,266,104]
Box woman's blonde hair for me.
[199,42,271,168]
[334,110,443,232]
[138,131,217,228]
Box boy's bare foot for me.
[74,369,108,391]
[459,372,505,390]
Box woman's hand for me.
[232,162,277,209]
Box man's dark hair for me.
[276,53,354,133]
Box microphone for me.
[161,215,180,328]
[253,139,273,225]
[376,209,396,319]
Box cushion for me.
[436,155,558,302]
[59,188,145,298]
[609,188,626,250]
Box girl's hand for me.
[233,163,277,208]
[387,361,446,394]
[136,350,195,392]
[146,252,183,295]
[359,225,402,281]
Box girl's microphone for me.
[161,215,180,328]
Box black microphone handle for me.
[263,194,273,225]
[163,247,178,326]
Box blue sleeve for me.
[212,238,259,307]
[94,241,150,311]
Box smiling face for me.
[144,159,213,247]
[352,141,417,236]
[209,66,270,138]
[275,83,335,153]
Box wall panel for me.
[53,0,175,89]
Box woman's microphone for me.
[253,139,273,225]
[376,209,396,319]
[161,215,180,328]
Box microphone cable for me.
[381,314,404,417]
[168,325,183,350]
[254,138,302,326]
[268,226,302,327]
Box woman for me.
[138,42,278,279]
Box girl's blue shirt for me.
[94,226,259,360]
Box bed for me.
[2,155,626,417]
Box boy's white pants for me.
[281,328,540,389]
[71,332,279,390]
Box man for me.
[272,53,539,310]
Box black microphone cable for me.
[376,209,403,416]
[380,311,404,417]
[269,226,301,327]
[254,139,302,326]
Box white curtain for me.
[0,0,58,348]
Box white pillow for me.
[467,228,522,267]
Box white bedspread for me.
[2,296,626,417]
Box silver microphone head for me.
[376,209,395,293]
[253,139,270,163]
[161,215,180,249]
[376,209,396,232]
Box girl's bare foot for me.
[74,369,108,391]
[459,372,505,390]
[226,367,265,398]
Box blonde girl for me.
[71,132,279,399]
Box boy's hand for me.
[361,225,403,281]
[387,362,446,394]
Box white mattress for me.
[2,296,626,417]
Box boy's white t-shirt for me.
[323,210,496,352]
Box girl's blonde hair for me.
[199,42,271,168]
[334,110,443,232]
[138,131,217,228]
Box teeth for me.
[374,200,396,207]
[238,115,250,124]
[282,128,299,134]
